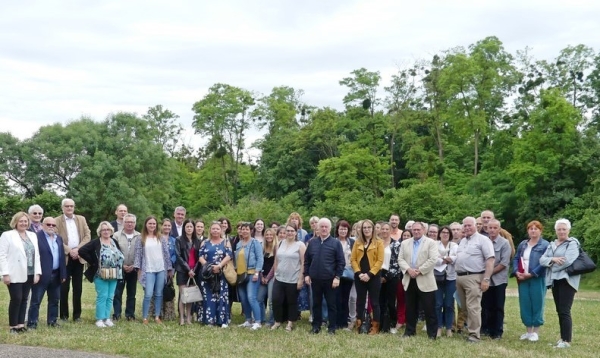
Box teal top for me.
[98,241,125,280]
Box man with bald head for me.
[54,198,91,322]
[454,216,494,343]
[480,210,494,236]
[27,217,67,328]
[110,204,128,233]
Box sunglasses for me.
[32,212,43,215]
[45,223,56,227]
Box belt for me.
[52,269,59,274]
[456,271,484,276]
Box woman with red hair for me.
[512,220,549,342]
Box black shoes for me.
[310,327,321,334]
[49,321,61,328]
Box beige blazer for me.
[54,214,91,264]
[0,229,42,282]
[398,236,438,293]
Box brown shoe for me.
[142,319,149,325]
[355,319,362,332]
[368,321,380,335]
[155,317,163,324]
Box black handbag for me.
[359,308,371,334]
[163,277,176,302]
[434,269,446,283]
[565,242,596,276]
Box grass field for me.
[0,276,598,358]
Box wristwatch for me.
[483,277,490,282]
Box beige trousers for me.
[456,274,483,339]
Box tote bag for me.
[181,277,202,304]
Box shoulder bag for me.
[565,241,597,276]
[181,277,202,304]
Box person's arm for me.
[298,243,306,289]
[265,244,277,282]
[133,239,142,270]
[77,216,92,248]
[77,240,97,266]
[418,239,439,275]
[397,241,409,273]
[493,241,511,275]
[174,239,191,272]
[369,240,384,277]
[350,242,360,273]
[303,241,312,285]
[0,232,11,281]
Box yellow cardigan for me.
[350,238,384,277]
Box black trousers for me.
[356,275,381,324]
[405,278,437,338]
[336,279,353,328]
[60,257,83,320]
[311,278,337,331]
[481,283,507,338]
[379,276,398,329]
[113,269,138,319]
[552,279,576,342]
[272,279,299,323]
[7,276,33,327]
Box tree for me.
[143,105,183,156]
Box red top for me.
[188,247,197,270]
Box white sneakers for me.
[555,340,570,348]
[104,319,115,327]
[238,321,252,328]
[221,324,229,329]
[390,328,398,334]
[96,320,106,328]
[251,323,261,330]
[520,332,539,341]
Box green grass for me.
[0,281,599,357]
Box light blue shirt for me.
[412,238,422,268]
[44,232,60,270]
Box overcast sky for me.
[1,0,598,146]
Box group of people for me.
[0,202,583,348]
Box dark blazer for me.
[110,220,119,233]
[170,220,183,239]
[174,236,202,273]
[36,230,67,285]
[79,238,122,283]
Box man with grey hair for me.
[54,198,91,322]
[481,219,511,339]
[27,204,44,233]
[304,217,345,334]
[170,206,186,238]
[112,213,140,321]
[454,216,494,343]
[304,216,320,242]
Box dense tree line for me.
[2,36,600,260]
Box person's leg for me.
[518,279,532,329]
[267,279,274,325]
[455,276,467,332]
[153,271,165,318]
[27,282,45,327]
[7,283,24,328]
[492,283,507,338]
[237,279,252,323]
[324,282,338,332]
[143,272,157,320]
[354,280,367,326]
[71,261,84,320]
[257,283,267,324]
[368,276,381,324]
[464,275,483,339]
[272,280,284,323]
[444,280,456,331]
[386,278,398,328]
[530,277,546,329]
[60,258,73,320]
[404,279,418,336]
[481,287,491,336]
[47,274,61,325]
[125,270,137,319]
[94,277,109,321]
[106,279,118,322]
[379,280,388,329]
[554,279,575,343]
[435,282,444,331]
[17,278,33,326]
[287,282,300,323]
[349,282,357,324]
[396,281,406,327]
[113,278,125,320]
[421,289,438,339]
[311,279,324,330]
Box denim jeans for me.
[435,279,456,329]
[238,275,262,323]
[257,279,274,325]
[142,271,166,319]
[94,277,117,320]
[28,273,61,325]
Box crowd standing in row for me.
[0,201,583,348]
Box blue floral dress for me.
[199,239,233,325]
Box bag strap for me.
[186,277,197,286]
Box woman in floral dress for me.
[198,221,233,327]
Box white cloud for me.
[1,0,599,142]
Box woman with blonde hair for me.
[351,219,384,334]
[0,212,42,333]
[258,228,278,326]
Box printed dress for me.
[199,240,233,325]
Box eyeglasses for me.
[63,205,74,208]
[101,228,112,232]
[124,221,136,224]
[32,212,42,215]
[45,223,56,227]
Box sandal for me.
[271,323,281,330]
[286,322,293,332]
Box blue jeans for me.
[28,273,61,325]
[435,279,456,329]
[238,275,262,323]
[257,279,274,325]
[142,271,165,319]
[94,277,118,320]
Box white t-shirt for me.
[144,237,165,273]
